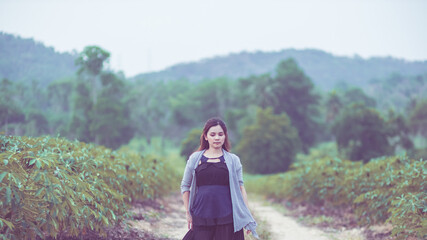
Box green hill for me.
[1,31,426,92]
[133,49,427,90]
[0,32,77,86]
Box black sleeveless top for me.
[191,155,233,226]
[196,155,229,186]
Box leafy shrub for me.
[245,151,426,239]
[0,135,178,240]
[353,156,426,239]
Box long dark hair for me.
[197,117,231,151]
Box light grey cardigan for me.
[180,149,259,239]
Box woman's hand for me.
[186,211,193,230]
[245,229,251,235]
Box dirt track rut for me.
[128,192,364,240]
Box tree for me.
[180,128,202,159]
[386,110,414,151]
[409,99,427,137]
[127,79,186,140]
[342,88,376,108]
[25,111,49,136]
[70,71,134,149]
[0,78,25,134]
[89,72,133,149]
[46,78,75,136]
[0,103,25,134]
[170,78,232,127]
[325,91,343,124]
[69,80,93,142]
[269,59,321,152]
[75,46,110,105]
[237,74,276,109]
[332,104,393,162]
[235,108,301,174]
[324,88,375,124]
[47,78,74,113]
[236,59,321,153]
[167,77,235,142]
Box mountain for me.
[0,32,77,86]
[132,49,427,90]
[1,31,426,91]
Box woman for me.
[181,118,258,240]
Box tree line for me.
[1,46,426,173]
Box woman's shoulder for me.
[223,151,241,162]
[188,150,204,162]
[189,150,204,157]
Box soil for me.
[272,199,394,240]
[125,192,371,240]
[42,192,394,240]
[126,192,188,240]
[250,199,366,240]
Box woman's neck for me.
[204,148,223,157]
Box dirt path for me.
[127,192,364,240]
[127,192,188,239]
[249,200,364,240]
[250,200,330,240]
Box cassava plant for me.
[245,149,426,239]
[0,135,177,240]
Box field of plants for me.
[0,135,180,240]
[245,144,426,239]
[1,17,427,240]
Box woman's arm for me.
[240,185,250,208]
[182,191,190,213]
[236,154,249,207]
[182,191,192,229]
[240,185,253,235]
[234,154,255,235]
[181,153,194,230]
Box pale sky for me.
[1,0,426,77]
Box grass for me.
[298,215,335,226]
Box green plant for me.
[0,135,179,239]
[245,151,426,239]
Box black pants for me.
[193,223,244,240]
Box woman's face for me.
[205,125,225,150]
